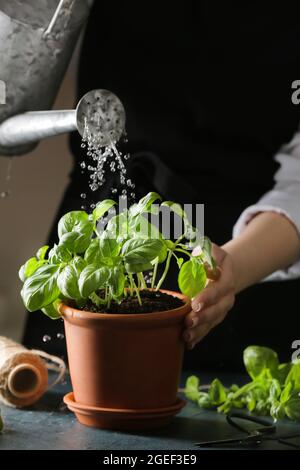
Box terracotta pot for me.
[61,290,190,430]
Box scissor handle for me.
[227,411,276,435]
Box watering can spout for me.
[0,90,126,154]
[0,110,77,154]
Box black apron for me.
[24,1,300,370]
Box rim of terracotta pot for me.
[60,289,191,327]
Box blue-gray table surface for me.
[1,372,300,450]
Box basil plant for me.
[19,193,215,318]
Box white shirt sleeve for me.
[233,126,300,281]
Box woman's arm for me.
[183,211,300,350]
[224,210,300,293]
[183,126,300,349]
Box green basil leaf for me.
[178,259,207,299]
[84,238,102,265]
[161,200,194,235]
[78,265,110,298]
[269,379,281,401]
[165,240,175,250]
[285,360,300,389]
[197,236,216,270]
[36,245,49,261]
[57,264,80,300]
[129,192,161,217]
[122,238,163,265]
[254,398,270,415]
[209,378,227,405]
[71,255,86,274]
[58,211,89,238]
[59,230,92,254]
[92,199,116,223]
[243,346,279,380]
[128,215,167,263]
[280,382,292,404]
[100,231,120,257]
[276,362,292,385]
[125,262,154,274]
[184,375,200,402]
[106,210,130,240]
[41,298,62,320]
[48,244,72,264]
[270,401,285,420]
[18,257,46,282]
[58,211,93,254]
[21,265,60,312]
[198,392,214,409]
[108,266,125,298]
[157,243,168,264]
[246,392,256,412]
[132,214,162,239]
[285,398,300,421]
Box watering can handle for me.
[44,0,77,37]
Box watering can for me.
[0,0,126,156]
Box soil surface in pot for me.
[82,290,184,314]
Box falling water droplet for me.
[57,333,64,340]
[43,335,51,343]
[80,193,86,199]
[0,190,10,198]
[90,183,98,191]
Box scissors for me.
[195,411,300,448]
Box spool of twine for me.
[0,336,66,408]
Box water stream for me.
[79,119,136,210]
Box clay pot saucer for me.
[64,392,185,430]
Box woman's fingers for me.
[191,282,220,312]
[185,280,225,328]
[195,294,234,328]
[185,323,212,350]
[190,257,234,314]
[183,294,235,348]
[183,243,236,347]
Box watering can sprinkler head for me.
[0,89,126,156]
[76,89,126,147]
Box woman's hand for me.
[183,244,236,350]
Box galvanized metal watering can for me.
[0,0,126,155]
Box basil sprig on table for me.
[184,345,300,421]
[19,193,216,317]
